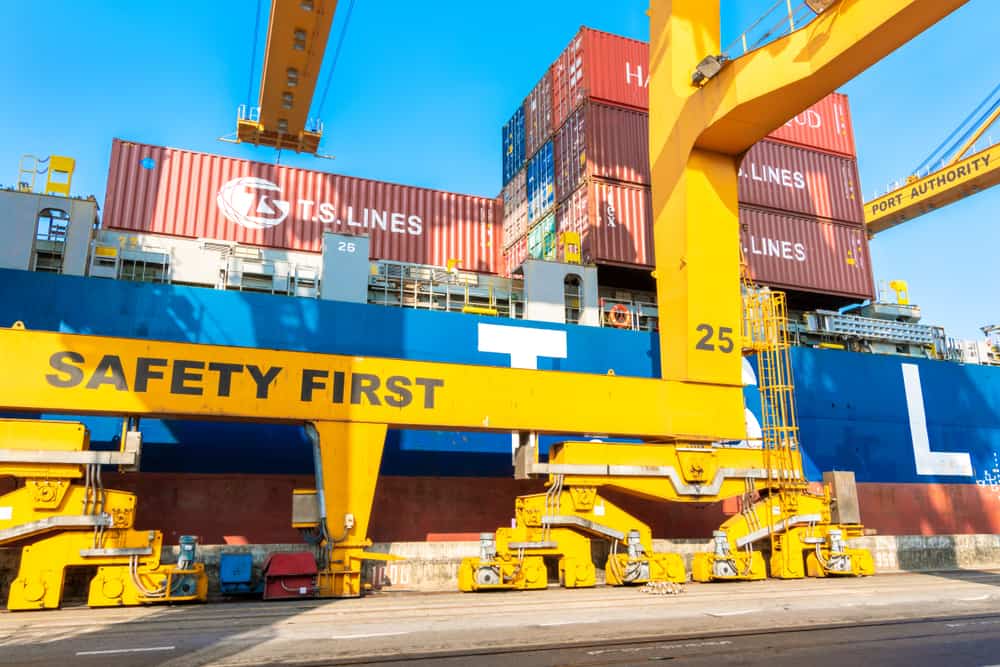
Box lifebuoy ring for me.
[608,304,631,329]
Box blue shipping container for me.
[502,107,526,186]
[527,140,555,222]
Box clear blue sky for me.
[1,1,995,339]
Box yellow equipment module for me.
[0,418,206,610]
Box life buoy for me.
[608,304,631,329]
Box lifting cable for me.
[246,0,264,108]
[913,82,1000,176]
[316,0,357,119]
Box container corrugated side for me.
[503,235,528,276]
[104,139,501,273]
[528,212,556,260]
[526,140,555,222]
[739,205,874,300]
[738,140,864,225]
[501,168,527,250]
[551,27,649,129]
[768,92,856,158]
[502,107,526,186]
[556,179,653,268]
[524,69,553,159]
[555,102,649,196]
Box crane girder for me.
[0,326,746,441]
[237,0,337,153]
[866,142,1000,233]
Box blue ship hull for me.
[3,269,1000,540]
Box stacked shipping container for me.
[104,139,502,273]
[499,26,875,303]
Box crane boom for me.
[236,0,337,153]
[866,85,1000,233]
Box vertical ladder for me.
[740,256,807,551]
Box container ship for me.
[3,27,1000,549]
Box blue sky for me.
[1,1,995,339]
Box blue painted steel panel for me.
[526,140,555,222]
[502,107,526,186]
[3,269,1000,487]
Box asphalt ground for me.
[1,570,999,666]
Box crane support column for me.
[295,421,394,598]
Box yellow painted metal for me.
[0,419,86,479]
[43,156,75,196]
[888,280,910,305]
[0,419,207,610]
[238,0,337,153]
[866,142,1000,233]
[0,327,745,441]
[543,440,774,503]
[649,0,966,390]
[459,499,685,592]
[311,421,387,598]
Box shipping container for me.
[502,107,526,186]
[524,70,553,159]
[527,140,555,222]
[554,102,649,197]
[501,168,527,249]
[551,27,649,129]
[556,180,653,268]
[544,27,852,157]
[738,140,864,225]
[768,92,856,158]
[739,205,875,300]
[528,213,557,260]
[104,139,501,273]
[503,235,528,276]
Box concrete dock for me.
[1,570,1000,666]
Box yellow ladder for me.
[740,260,807,552]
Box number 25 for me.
[695,323,735,353]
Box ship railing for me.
[598,296,658,332]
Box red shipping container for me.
[524,70,553,159]
[503,235,528,276]
[551,28,649,130]
[556,180,653,268]
[555,102,649,198]
[738,140,864,225]
[104,139,501,273]
[767,92,856,158]
[739,205,874,300]
[501,169,527,249]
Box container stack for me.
[737,96,874,305]
[499,27,875,306]
[501,28,652,275]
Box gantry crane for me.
[0,0,966,609]
[235,0,338,153]
[866,82,1000,233]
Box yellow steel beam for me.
[866,142,1000,233]
[239,0,337,152]
[649,0,966,392]
[0,327,745,441]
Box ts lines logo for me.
[216,177,290,230]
